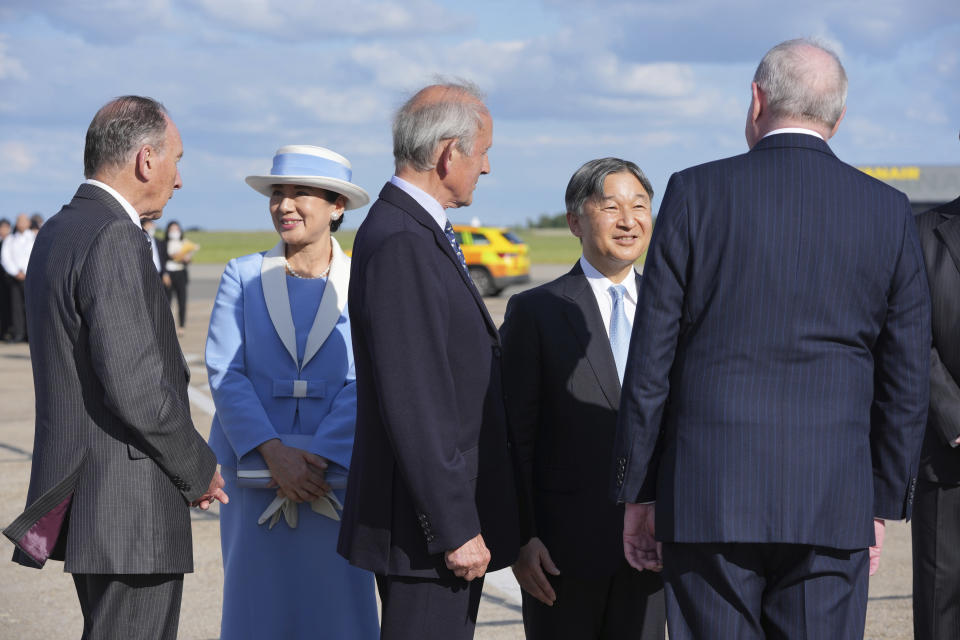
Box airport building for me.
[857,165,960,213]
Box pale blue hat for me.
[245,145,370,210]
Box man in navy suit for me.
[502,157,665,639]
[338,82,520,640]
[613,39,930,639]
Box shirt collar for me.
[762,127,824,141]
[85,179,142,227]
[579,255,638,302]
[390,175,448,232]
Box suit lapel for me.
[562,263,621,410]
[379,183,499,338]
[935,213,960,279]
[261,242,299,367]
[301,237,349,369]
[74,183,132,222]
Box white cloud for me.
[596,56,695,97]
[0,141,35,172]
[0,35,27,80]
[193,0,466,38]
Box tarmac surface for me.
[0,262,919,639]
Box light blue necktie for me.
[443,220,469,275]
[609,284,630,383]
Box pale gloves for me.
[257,493,343,529]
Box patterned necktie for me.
[443,220,469,275]
[609,284,630,384]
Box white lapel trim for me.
[301,236,350,369]
[261,242,299,366]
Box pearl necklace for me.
[284,256,330,279]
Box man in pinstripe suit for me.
[613,39,930,639]
[3,96,226,639]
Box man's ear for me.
[436,139,456,177]
[750,82,763,125]
[827,105,846,140]
[566,211,583,239]
[135,145,152,182]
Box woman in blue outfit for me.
[206,145,378,638]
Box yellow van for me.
[452,225,531,296]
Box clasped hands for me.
[257,438,332,502]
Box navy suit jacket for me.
[501,263,641,578]
[337,182,521,578]
[613,133,931,550]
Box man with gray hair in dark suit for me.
[614,39,929,638]
[339,81,521,640]
[4,96,227,640]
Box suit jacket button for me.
[493,346,502,358]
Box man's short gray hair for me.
[393,81,488,172]
[84,96,168,178]
[565,157,654,217]
[753,38,848,129]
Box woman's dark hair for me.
[320,190,347,233]
[164,220,184,238]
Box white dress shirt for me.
[1,229,35,276]
[762,127,824,140]
[149,236,162,271]
[579,256,638,338]
[84,179,142,227]
[390,175,449,231]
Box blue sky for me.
[0,1,957,230]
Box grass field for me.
[185,228,589,265]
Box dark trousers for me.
[0,271,10,337]
[376,574,484,640]
[73,573,183,640]
[912,478,960,640]
[661,542,868,640]
[7,275,25,340]
[522,560,665,639]
[164,270,188,328]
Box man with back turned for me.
[613,39,930,638]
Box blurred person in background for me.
[0,213,35,343]
[159,219,195,336]
[911,131,960,640]
[205,145,379,639]
[29,213,43,231]
[501,157,665,640]
[0,217,11,340]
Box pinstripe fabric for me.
[614,133,930,549]
[661,543,868,640]
[74,573,183,640]
[3,184,217,574]
[338,182,521,579]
